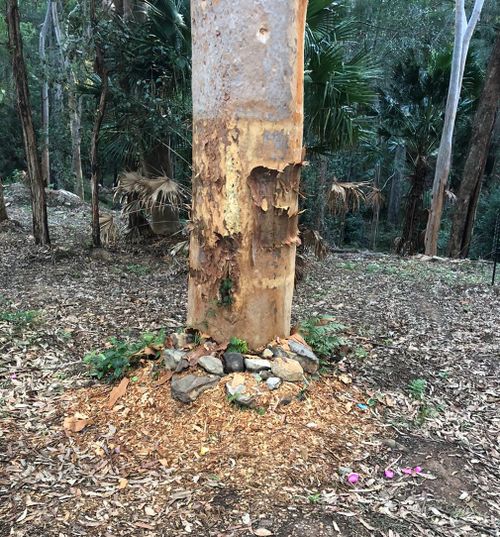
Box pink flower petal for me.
[413,466,422,474]
[402,467,413,475]
[347,472,360,484]
[384,469,395,479]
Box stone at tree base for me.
[244,358,271,372]
[287,340,319,374]
[162,349,186,371]
[259,370,272,381]
[225,373,255,407]
[270,346,290,358]
[262,348,274,359]
[223,352,245,373]
[171,375,219,403]
[266,377,282,390]
[174,359,190,373]
[198,355,224,376]
[271,357,304,382]
[171,333,188,349]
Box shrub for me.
[299,316,347,358]
[227,336,249,354]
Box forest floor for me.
[1,191,499,537]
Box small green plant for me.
[227,336,249,354]
[408,378,427,400]
[307,493,322,504]
[218,277,234,306]
[83,331,164,382]
[0,309,38,327]
[299,316,347,358]
[126,264,150,276]
[354,347,368,359]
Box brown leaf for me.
[107,377,129,409]
[154,371,173,386]
[118,478,128,489]
[63,415,89,433]
[254,529,273,536]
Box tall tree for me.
[39,0,51,187]
[6,0,50,245]
[424,0,485,256]
[0,178,8,222]
[187,0,307,348]
[448,29,500,258]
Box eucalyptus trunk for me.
[424,0,485,255]
[448,30,500,258]
[39,0,51,187]
[7,0,50,245]
[188,0,307,348]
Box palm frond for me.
[328,180,368,215]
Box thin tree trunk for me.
[187,0,307,348]
[387,144,404,225]
[0,179,8,222]
[424,0,485,255]
[6,0,50,245]
[314,155,328,234]
[448,30,500,258]
[396,156,428,255]
[89,0,108,248]
[371,158,381,249]
[39,0,51,187]
[69,91,84,198]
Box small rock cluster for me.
[166,336,320,405]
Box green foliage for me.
[299,316,347,358]
[307,492,322,504]
[227,336,249,354]
[218,278,234,307]
[0,309,38,327]
[83,331,164,382]
[408,378,427,400]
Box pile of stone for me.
[165,334,319,405]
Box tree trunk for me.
[187,0,307,348]
[448,30,500,258]
[69,91,85,199]
[387,144,404,225]
[6,0,50,245]
[314,155,328,235]
[39,0,51,187]
[396,156,428,255]
[89,0,108,248]
[0,179,8,222]
[424,0,485,255]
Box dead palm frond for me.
[366,186,385,211]
[328,180,368,215]
[99,213,119,245]
[115,171,184,216]
[300,228,329,259]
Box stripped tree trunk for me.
[424,0,485,256]
[69,91,84,199]
[6,0,50,245]
[188,0,307,348]
[448,30,500,258]
[0,179,8,222]
[39,0,51,187]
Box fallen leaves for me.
[63,413,90,432]
[107,377,129,409]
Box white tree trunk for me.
[424,0,485,256]
[39,0,51,187]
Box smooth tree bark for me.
[448,30,500,258]
[6,0,50,245]
[39,0,51,187]
[188,0,307,348]
[387,144,405,226]
[0,179,8,222]
[89,0,109,247]
[424,0,485,256]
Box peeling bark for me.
[187,0,307,348]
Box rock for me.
[223,352,245,373]
[266,377,282,390]
[270,346,289,358]
[244,358,271,372]
[171,375,219,403]
[271,357,304,382]
[171,333,188,349]
[162,349,186,371]
[262,348,274,359]
[225,373,255,407]
[198,355,224,376]
[259,369,272,380]
[175,359,190,373]
[287,340,319,374]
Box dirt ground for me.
[0,196,499,536]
